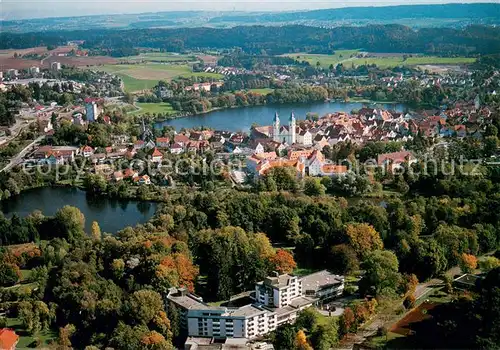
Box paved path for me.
[0,135,44,173]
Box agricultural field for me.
[90,63,224,92]
[130,102,175,115]
[120,52,198,63]
[283,50,360,68]
[350,56,476,68]
[283,50,475,69]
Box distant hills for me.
[1,3,499,33]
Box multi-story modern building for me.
[167,270,344,341]
[85,98,99,122]
[167,288,277,339]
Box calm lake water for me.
[157,101,407,132]
[0,187,158,233]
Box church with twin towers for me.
[272,111,296,144]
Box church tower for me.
[273,112,280,142]
[289,112,296,144]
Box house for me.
[133,175,151,185]
[156,137,170,148]
[174,134,190,146]
[297,130,313,146]
[454,125,467,138]
[377,151,416,171]
[151,148,163,163]
[0,329,19,350]
[300,270,345,302]
[170,143,184,154]
[81,145,94,158]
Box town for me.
[0,4,499,350]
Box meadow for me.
[119,52,198,63]
[90,63,223,92]
[130,102,175,115]
[284,50,359,68]
[350,56,476,68]
[284,51,475,69]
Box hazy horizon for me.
[2,0,497,20]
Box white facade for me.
[272,112,296,145]
[167,289,277,340]
[297,130,312,146]
[255,274,302,308]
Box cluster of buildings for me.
[167,270,344,343]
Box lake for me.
[0,187,158,233]
[156,101,407,132]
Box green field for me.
[131,102,175,115]
[120,52,197,63]
[284,50,360,68]
[283,51,475,69]
[91,63,224,92]
[350,56,476,68]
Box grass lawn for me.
[6,317,57,348]
[90,63,223,92]
[131,102,175,115]
[20,269,32,282]
[366,331,405,348]
[293,267,318,276]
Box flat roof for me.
[262,274,297,289]
[300,270,344,292]
[168,293,208,310]
[227,305,266,318]
[288,296,316,309]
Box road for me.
[0,135,44,173]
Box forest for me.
[1,24,500,56]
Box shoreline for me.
[151,99,406,124]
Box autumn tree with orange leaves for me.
[270,249,297,274]
[346,223,383,257]
[460,253,478,273]
[295,329,313,350]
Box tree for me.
[269,249,296,274]
[339,307,355,335]
[346,223,383,257]
[127,290,165,325]
[460,253,478,273]
[273,323,296,350]
[54,206,85,242]
[0,262,20,287]
[295,329,313,350]
[479,257,500,272]
[311,321,339,350]
[359,250,402,297]
[58,324,76,348]
[329,244,359,274]
[91,221,101,241]
[303,178,326,196]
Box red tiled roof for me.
[0,329,19,350]
[151,148,163,157]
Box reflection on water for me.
[1,187,158,233]
[157,101,407,132]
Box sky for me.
[1,0,497,20]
